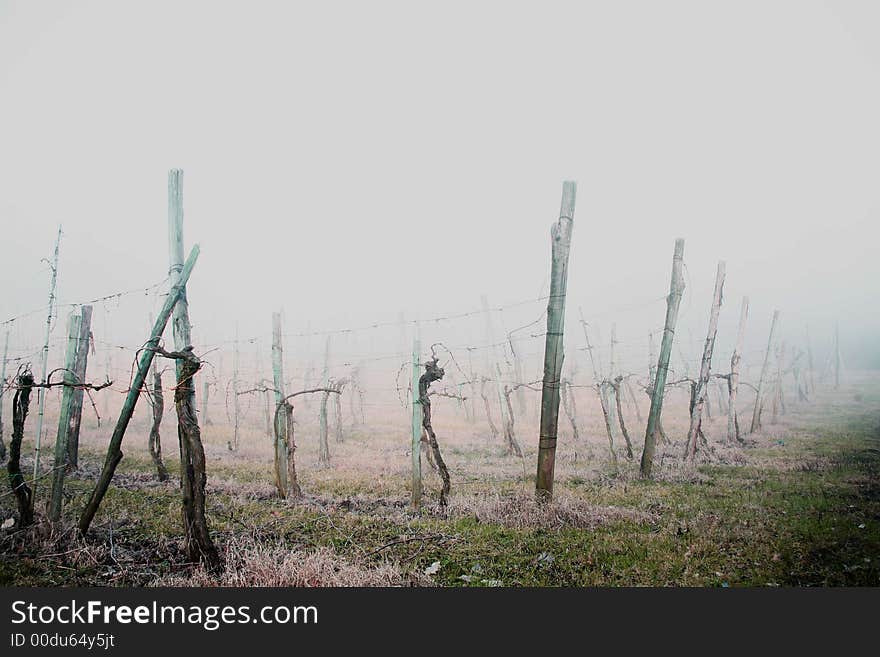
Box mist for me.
[1,0,878,384]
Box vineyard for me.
[0,173,877,587]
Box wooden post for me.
[750,309,779,433]
[580,313,619,464]
[33,225,62,500]
[48,312,81,524]
[271,312,288,495]
[510,335,527,415]
[684,261,725,463]
[256,342,272,439]
[229,325,240,451]
[606,324,620,432]
[411,333,422,510]
[66,305,92,469]
[834,321,840,390]
[78,245,200,534]
[536,181,576,500]
[481,294,509,435]
[0,326,9,460]
[727,296,749,444]
[639,238,686,479]
[772,341,786,421]
[164,169,217,569]
[805,325,816,394]
[201,378,211,425]
[318,335,331,466]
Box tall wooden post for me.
[201,378,210,425]
[684,261,725,463]
[639,238,686,479]
[805,325,816,394]
[834,322,840,390]
[727,296,749,444]
[66,305,92,469]
[579,313,618,464]
[165,169,217,569]
[536,181,576,500]
[481,294,508,437]
[318,335,331,466]
[78,245,200,534]
[229,325,240,451]
[48,312,81,523]
[750,309,779,433]
[271,312,288,495]
[411,333,422,510]
[0,326,9,460]
[510,335,527,415]
[605,324,619,431]
[33,225,62,499]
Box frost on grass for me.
[156,538,428,587]
[444,493,657,530]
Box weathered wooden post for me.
[580,313,619,464]
[271,312,288,495]
[834,321,841,390]
[66,305,92,469]
[410,333,422,510]
[509,335,527,415]
[684,262,725,463]
[33,225,62,500]
[201,377,211,425]
[0,326,9,461]
[805,325,816,394]
[78,245,200,534]
[164,169,218,569]
[639,238,686,479]
[771,341,786,421]
[229,326,240,451]
[750,309,779,433]
[481,294,509,436]
[726,296,749,444]
[48,312,81,523]
[318,335,331,466]
[536,181,576,500]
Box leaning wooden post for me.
[726,296,749,444]
[410,333,422,510]
[750,309,779,433]
[684,261,726,463]
[536,181,576,500]
[271,312,288,495]
[48,312,81,524]
[0,326,9,460]
[33,225,62,501]
[78,245,200,534]
[639,238,686,479]
[66,305,92,469]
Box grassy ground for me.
[1,373,878,586]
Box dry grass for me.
[156,537,428,587]
[444,492,658,529]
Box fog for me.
[1,1,878,390]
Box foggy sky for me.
[1,1,878,382]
